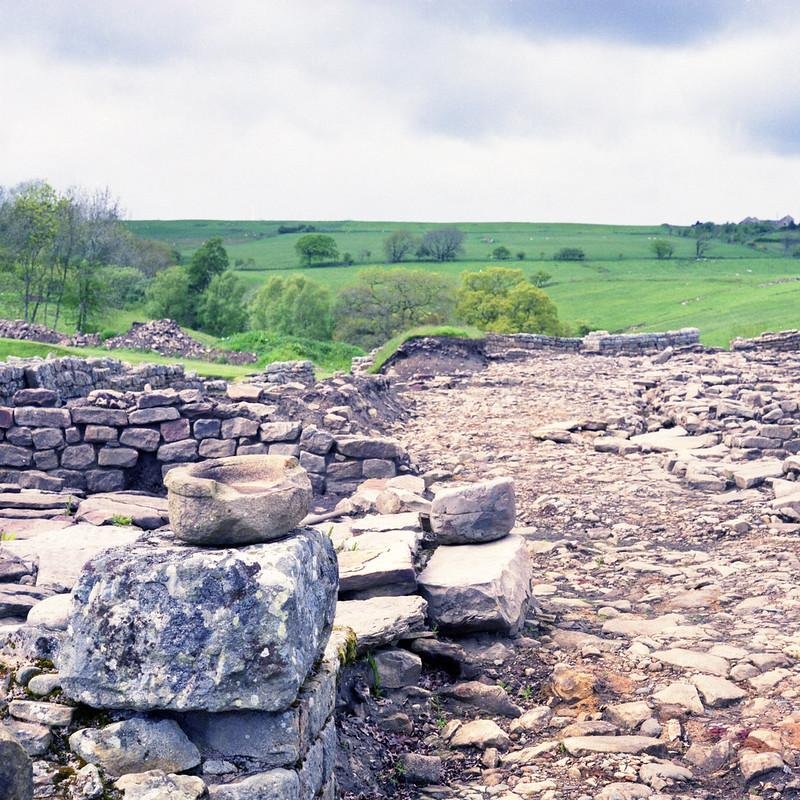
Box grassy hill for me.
[128,220,800,347]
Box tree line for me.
[0,181,176,331]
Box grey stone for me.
[115,770,206,800]
[337,530,420,598]
[193,418,221,438]
[11,388,57,407]
[119,428,161,452]
[71,407,129,426]
[268,443,301,457]
[98,447,139,468]
[9,699,74,727]
[237,443,268,456]
[61,445,96,470]
[164,455,312,546]
[260,421,302,442]
[335,436,405,460]
[128,407,180,425]
[18,469,62,491]
[326,460,362,480]
[136,390,179,409]
[373,649,422,689]
[69,718,201,777]
[562,736,664,756]
[1,718,52,757]
[83,425,118,443]
[5,427,32,447]
[0,445,32,468]
[14,407,71,428]
[59,529,338,712]
[22,595,69,632]
[207,769,299,800]
[418,535,531,634]
[220,417,259,438]
[429,478,515,544]
[335,595,428,653]
[32,452,59,472]
[31,428,63,449]
[398,753,442,785]
[199,438,237,458]
[0,726,33,800]
[73,764,104,799]
[86,469,125,493]
[0,583,51,618]
[362,458,396,478]
[26,673,61,696]
[157,440,198,463]
[441,681,522,717]
[299,451,326,473]
[161,418,190,443]
[300,426,334,455]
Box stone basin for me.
[164,455,312,545]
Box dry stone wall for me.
[0,385,408,496]
[731,329,800,352]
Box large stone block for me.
[0,727,33,800]
[14,407,71,428]
[335,436,406,460]
[0,444,32,468]
[70,407,129,426]
[418,535,532,634]
[429,478,515,544]
[59,529,338,712]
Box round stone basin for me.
[164,455,312,545]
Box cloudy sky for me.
[1,1,798,223]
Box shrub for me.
[553,247,585,261]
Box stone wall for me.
[731,330,800,352]
[0,385,408,496]
[0,355,204,405]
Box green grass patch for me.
[223,331,363,374]
[368,325,485,374]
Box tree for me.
[531,270,552,288]
[419,227,465,262]
[334,267,454,348]
[695,236,711,258]
[0,181,60,321]
[383,230,417,263]
[146,266,194,326]
[197,270,248,336]
[186,237,228,294]
[456,267,562,335]
[250,275,334,340]
[651,239,675,260]
[492,245,511,260]
[295,234,338,267]
[516,251,526,261]
[553,247,585,261]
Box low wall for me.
[731,330,800,352]
[0,385,408,496]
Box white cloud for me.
[0,0,798,223]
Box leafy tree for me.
[383,230,417,263]
[456,267,562,335]
[492,245,511,260]
[531,270,552,288]
[197,270,248,336]
[651,239,675,260]
[342,252,354,266]
[516,251,526,261]
[695,236,711,258]
[334,267,454,348]
[250,275,334,341]
[419,227,465,262]
[553,247,585,261]
[186,237,228,294]
[0,181,60,321]
[295,234,339,267]
[146,266,194,325]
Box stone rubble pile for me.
[103,319,257,365]
[0,320,101,348]
[244,360,317,387]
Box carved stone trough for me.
[164,454,312,545]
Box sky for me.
[1,0,799,224]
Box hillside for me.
[128,220,800,347]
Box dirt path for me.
[383,350,800,799]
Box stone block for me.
[64,426,80,444]
[161,418,190,443]
[11,388,57,407]
[31,428,64,450]
[269,443,300,457]
[86,470,125,493]
[0,726,33,800]
[157,440,198,463]
[14,407,71,428]
[299,451,326,474]
[0,444,32,468]
[59,529,338,712]
[260,421,302,442]
[300,426,334,455]
[98,447,139,468]
[429,478,515,544]
[418,535,531,634]
[326,460,362,479]
[18,471,63,492]
[0,407,14,428]
[33,451,59,471]
[335,436,406,460]
[199,439,237,458]
[70,407,129,426]
[136,390,178,409]
[236,443,268,456]
[6,427,32,447]
[61,445,96,470]
[119,428,161,452]
[362,458,396,478]
[128,407,180,425]
[220,417,259,438]
[193,418,221,439]
[83,425,117,443]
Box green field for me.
[128,220,800,347]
